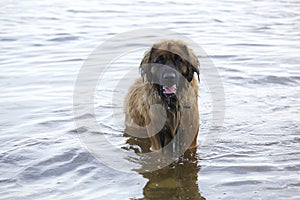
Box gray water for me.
[1,0,300,199]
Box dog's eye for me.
[155,55,165,64]
[174,54,183,66]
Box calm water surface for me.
[1,0,300,199]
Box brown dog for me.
[124,40,200,152]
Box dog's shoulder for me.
[124,78,149,126]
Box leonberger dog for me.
[124,40,200,152]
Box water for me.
[1,0,300,199]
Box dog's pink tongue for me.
[163,84,177,94]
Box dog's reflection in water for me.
[123,135,206,200]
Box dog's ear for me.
[139,47,155,82]
[188,50,200,82]
[182,44,200,82]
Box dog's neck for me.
[152,84,181,149]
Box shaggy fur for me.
[124,40,200,152]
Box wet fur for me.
[124,40,200,151]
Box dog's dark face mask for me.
[140,42,200,103]
[151,53,180,99]
[139,41,200,149]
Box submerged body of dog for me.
[124,40,200,152]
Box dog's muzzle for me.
[162,70,177,95]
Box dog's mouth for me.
[162,84,177,95]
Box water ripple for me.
[1,0,300,199]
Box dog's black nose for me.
[162,71,176,87]
[163,72,176,81]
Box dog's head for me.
[139,40,199,98]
